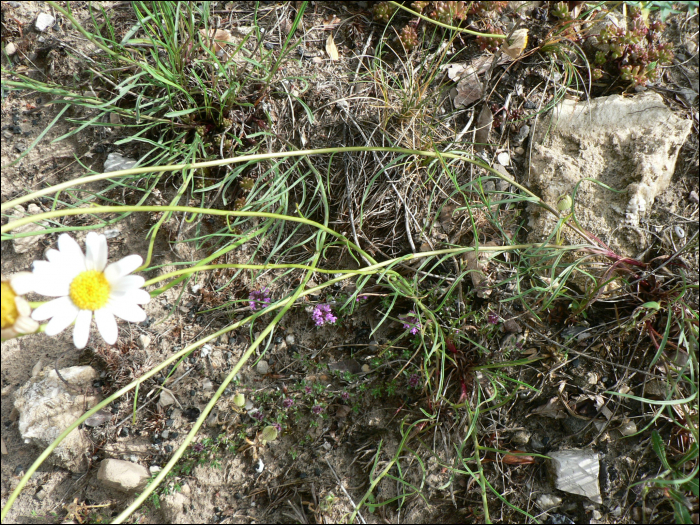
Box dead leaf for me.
[325,34,339,61]
[322,14,341,30]
[529,397,568,419]
[502,451,536,465]
[453,76,482,107]
[474,104,493,146]
[501,28,528,60]
[464,240,500,298]
[443,55,502,81]
[199,28,234,55]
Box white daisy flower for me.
[30,233,150,349]
[1,272,39,340]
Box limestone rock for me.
[97,459,150,492]
[528,92,691,257]
[548,449,601,503]
[14,366,99,472]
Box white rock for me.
[528,92,692,257]
[202,379,213,391]
[103,152,138,173]
[254,457,264,473]
[497,151,510,166]
[97,459,150,492]
[5,42,17,55]
[536,493,562,510]
[35,13,55,32]
[548,449,601,503]
[138,334,151,349]
[286,334,296,345]
[14,366,99,472]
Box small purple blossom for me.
[273,423,282,432]
[282,397,294,408]
[312,404,324,415]
[341,391,350,401]
[401,310,421,335]
[249,288,271,311]
[408,374,420,388]
[304,385,312,394]
[487,312,499,325]
[192,443,205,452]
[311,304,337,326]
[356,295,368,302]
[252,411,264,422]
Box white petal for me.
[94,308,118,345]
[110,288,151,305]
[45,248,61,263]
[15,316,39,334]
[32,296,74,321]
[85,232,108,271]
[9,272,34,295]
[107,300,146,322]
[41,299,79,336]
[58,234,85,265]
[73,309,92,349]
[104,254,143,282]
[110,275,145,292]
[31,262,72,297]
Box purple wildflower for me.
[408,374,420,388]
[401,310,421,335]
[273,423,282,432]
[311,304,337,326]
[252,411,264,422]
[312,404,324,415]
[341,391,350,401]
[192,443,205,452]
[282,397,294,408]
[304,385,312,394]
[356,295,368,302]
[487,312,499,325]
[249,288,271,311]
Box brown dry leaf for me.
[325,34,339,61]
[453,76,482,107]
[501,28,528,60]
[444,55,500,82]
[474,104,493,146]
[529,397,568,419]
[502,451,536,465]
[322,14,341,30]
[199,28,234,55]
[463,240,499,298]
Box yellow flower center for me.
[1,281,18,328]
[69,270,111,311]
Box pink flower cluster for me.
[312,303,337,326]
[249,288,271,311]
[402,310,421,335]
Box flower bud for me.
[557,194,572,212]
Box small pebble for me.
[35,13,55,32]
[361,364,371,373]
[314,468,322,476]
[689,190,699,204]
[202,379,213,391]
[256,360,269,375]
[286,334,296,345]
[201,344,212,358]
[497,151,510,166]
[5,42,17,56]
[254,458,264,474]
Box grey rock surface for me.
[548,449,602,503]
[528,92,691,257]
[14,365,99,472]
[96,458,150,492]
